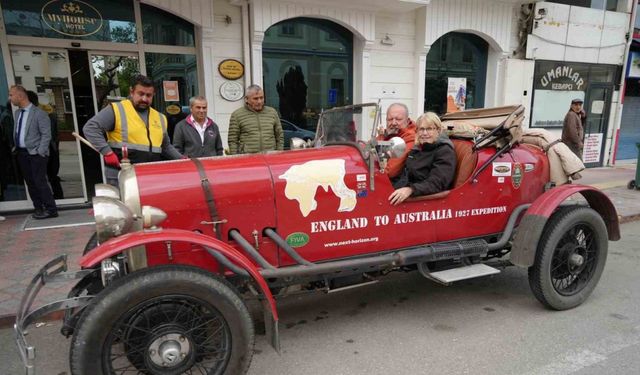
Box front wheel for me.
[528,206,608,310]
[70,265,254,375]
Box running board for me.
[427,264,500,285]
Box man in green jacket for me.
[228,85,284,154]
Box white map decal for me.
[278,159,357,217]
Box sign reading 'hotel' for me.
[41,0,103,37]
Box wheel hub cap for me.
[148,333,191,367]
[569,253,584,267]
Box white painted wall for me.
[370,11,418,119]
[203,0,245,149]
[526,1,630,64]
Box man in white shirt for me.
[172,96,223,157]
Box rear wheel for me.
[70,265,254,375]
[528,207,608,310]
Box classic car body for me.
[15,103,619,375]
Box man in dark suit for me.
[9,85,58,219]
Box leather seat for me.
[451,139,477,188]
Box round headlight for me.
[94,184,120,199]
[93,196,134,243]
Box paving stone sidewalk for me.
[0,164,638,322]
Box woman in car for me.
[388,112,456,205]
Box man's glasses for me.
[417,126,438,133]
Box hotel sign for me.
[41,0,103,37]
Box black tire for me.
[70,265,254,375]
[528,206,608,310]
[82,232,98,256]
[628,180,636,190]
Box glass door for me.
[583,84,613,168]
[89,53,140,112]
[80,52,139,195]
[3,48,87,209]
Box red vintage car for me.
[15,104,619,375]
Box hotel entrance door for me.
[1,48,87,211]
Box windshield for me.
[313,103,380,146]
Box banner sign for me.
[582,133,603,164]
[446,77,466,113]
[163,81,179,102]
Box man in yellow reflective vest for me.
[84,74,183,186]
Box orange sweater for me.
[377,120,416,178]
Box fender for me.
[80,228,279,325]
[510,184,620,268]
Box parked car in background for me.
[282,119,315,149]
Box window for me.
[141,4,195,46]
[263,18,353,130]
[278,23,302,38]
[144,52,198,139]
[546,0,621,11]
[1,0,137,43]
[425,32,488,114]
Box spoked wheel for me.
[528,207,608,310]
[70,265,254,375]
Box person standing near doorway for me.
[10,85,58,219]
[228,85,283,154]
[172,96,223,157]
[27,90,63,199]
[562,98,585,159]
[83,74,183,186]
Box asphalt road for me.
[2,221,639,375]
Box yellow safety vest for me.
[108,99,166,153]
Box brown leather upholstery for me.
[451,139,477,188]
[404,139,477,203]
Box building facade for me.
[0,0,635,212]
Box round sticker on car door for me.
[286,232,310,248]
[512,163,523,189]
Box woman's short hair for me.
[416,112,442,132]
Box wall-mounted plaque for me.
[218,59,244,80]
[166,104,181,115]
[220,81,244,101]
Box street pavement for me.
[2,217,639,375]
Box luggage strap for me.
[191,157,223,239]
[544,139,561,153]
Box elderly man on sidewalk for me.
[227,85,283,154]
[173,96,223,157]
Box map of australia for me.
[278,159,357,217]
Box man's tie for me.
[14,109,25,148]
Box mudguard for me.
[80,228,279,324]
[510,184,620,268]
